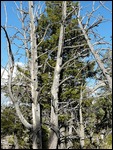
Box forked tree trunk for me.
[49,1,67,149]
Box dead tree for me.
[48,1,67,149]
[76,2,112,91]
[1,1,46,149]
[28,1,42,149]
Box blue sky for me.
[1,1,112,68]
[1,1,112,88]
[1,1,25,67]
[80,1,112,41]
[1,1,45,67]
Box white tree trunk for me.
[59,126,66,149]
[67,112,74,149]
[2,2,42,149]
[14,133,19,149]
[29,1,42,149]
[79,88,84,149]
[49,1,66,149]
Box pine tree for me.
[35,1,96,148]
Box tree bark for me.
[67,112,74,149]
[49,1,66,149]
[79,87,84,149]
[29,1,42,149]
[59,126,66,149]
[14,133,19,149]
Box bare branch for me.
[86,17,103,31]
[3,2,7,27]
[64,43,86,49]
[66,6,78,19]
[61,49,88,70]
[99,1,112,13]
[37,24,50,47]
[1,63,8,79]
[1,26,14,70]
[77,4,112,90]
[59,76,73,86]
[1,24,32,130]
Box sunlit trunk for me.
[79,86,84,149]
[49,1,67,149]
[29,1,42,149]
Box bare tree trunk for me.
[79,86,84,149]
[29,2,42,149]
[59,126,66,149]
[49,1,66,149]
[14,133,19,149]
[77,4,112,91]
[67,112,73,149]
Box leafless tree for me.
[76,1,112,91]
[48,1,67,149]
[1,1,46,149]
